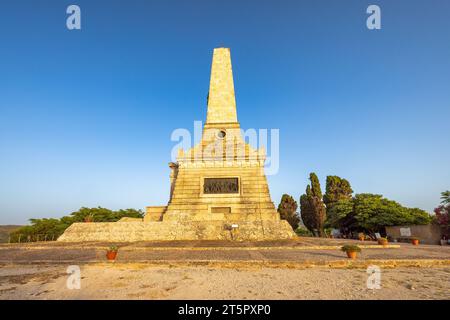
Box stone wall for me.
[144,206,167,222]
[57,220,296,242]
[385,224,445,245]
[117,217,143,222]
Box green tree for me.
[323,176,353,230]
[323,176,353,208]
[325,198,354,229]
[434,191,450,226]
[351,194,431,237]
[9,218,70,242]
[68,207,143,223]
[406,208,432,225]
[277,194,300,230]
[300,189,314,234]
[300,173,326,237]
[441,190,450,205]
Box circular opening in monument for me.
[216,130,226,139]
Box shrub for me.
[341,244,361,253]
[295,226,313,237]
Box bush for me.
[341,244,361,253]
[295,226,314,237]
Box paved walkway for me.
[1,238,449,267]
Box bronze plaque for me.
[203,178,239,194]
[211,207,231,214]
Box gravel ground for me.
[0,264,449,300]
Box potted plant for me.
[358,232,365,241]
[411,237,419,245]
[106,245,118,261]
[441,235,448,246]
[341,244,361,259]
[377,237,388,246]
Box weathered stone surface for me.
[117,217,143,222]
[206,48,238,124]
[57,220,296,242]
[144,206,167,222]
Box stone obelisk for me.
[161,48,286,224]
[58,47,296,242]
[205,48,238,126]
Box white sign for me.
[375,233,381,239]
[367,265,381,289]
[400,227,411,237]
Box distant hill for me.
[0,225,23,243]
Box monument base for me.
[57,220,296,242]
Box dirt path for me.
[0,264,449,300]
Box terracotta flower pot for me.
[411,239,419,246]
[378,239,388,246]
[358,236,365,241]
[346,251,357,259]
[106,251,117,261]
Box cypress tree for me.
[300,173,326,237]
[323,175,353,207]
[277,194,300,230]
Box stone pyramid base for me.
[57,220,296,242]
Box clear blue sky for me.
[1,0,449,224]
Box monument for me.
[58,48,295,242]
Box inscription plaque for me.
[203,178,239,194]
[211,207,231,214]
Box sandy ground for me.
[0,264,449,300]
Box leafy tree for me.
[407,208,432,225]
[67,207,143,223]
[9,218,68,242]
[325,198,354,229]
[434,205,449,226]
[350,194,431,237]
[277,194,300,230]
[300,173,326,237]
[323,176,353,229]
[323,176,353,207]
[434,191,450,226]
[440,190,450,205]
